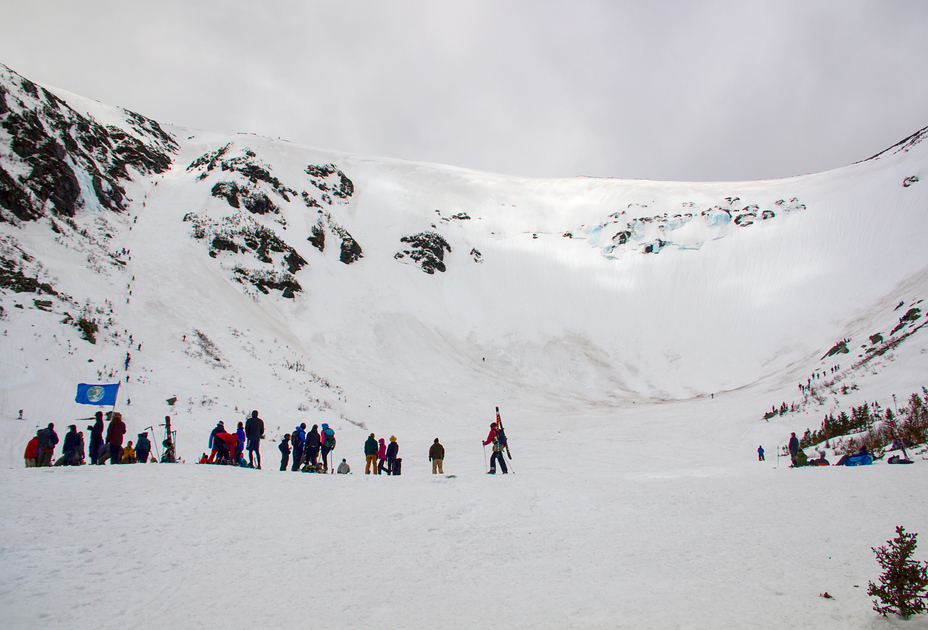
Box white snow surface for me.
[2,74,928,629]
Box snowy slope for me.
[1,63,928,630]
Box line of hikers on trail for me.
[24,411,156,467]
[24,407,514,476]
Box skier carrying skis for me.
[483,422,508,474]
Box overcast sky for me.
[2,0,927,181]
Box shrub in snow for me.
[867,526,928,619]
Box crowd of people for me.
[23,411,155,466]
[23,410,518,477]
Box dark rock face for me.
[189,144,297,201]
[305,163,354,201]
[0,64,177,222]
[308,221,325,252]
[183,211,304,298]
[395,231,451,274]
[210,181,279,215]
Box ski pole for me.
[483,443,488,473]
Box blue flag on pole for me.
[75,383,120,406]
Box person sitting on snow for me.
[121,441,137,464]
[337,458,350,474]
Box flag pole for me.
[110,382,121,416]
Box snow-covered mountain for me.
[1,60,927,465]
[6,63,928,630]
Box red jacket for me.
[24,437,39,459]
[107,419,126,446]
[483,428,497,447]
[217,432,238,451]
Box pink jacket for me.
[377,438,386,458]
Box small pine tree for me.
[867,526,928,619]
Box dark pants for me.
[280,453,289,471]
[307,447,319,466]
[378,458,387,474]
[320,447,332,470]
[90,439,101,465]
[110,443,122,465]
[386,457,396,475]
[490,450,508,473]
[137,449,150,463]
[292,445,303,471]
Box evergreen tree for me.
[867,526,928,619]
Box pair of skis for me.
[496,406,512,460]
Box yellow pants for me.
[431,459,443,474]
[365,454,377,474]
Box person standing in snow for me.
[320,424,336,472]
[304,424,321,470]
[788,432,800,467]
[90,411,104,465]
[483,422,508,474]
[429,438,445,474]
[386,435,399,475]
[235,422,246,462]
[136,432,151,464]
[757,445,765,461]
[107,413,126,465]
[280,434,291,471]
[377,437,387,474]
[36,423,58,467]
[364,433,378,474]
[245,410,264,469]
[291,423,306,471]
[24,432,39,468]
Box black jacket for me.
[245,416,264,441]
[387,441,399,458]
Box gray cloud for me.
[2,0,926,181]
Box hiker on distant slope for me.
[304,424,321,470]
[245,410,264,469]
[364,433,378,474]
[429,438,445,474]
[757,445,765,461]
[483,422,508,474]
